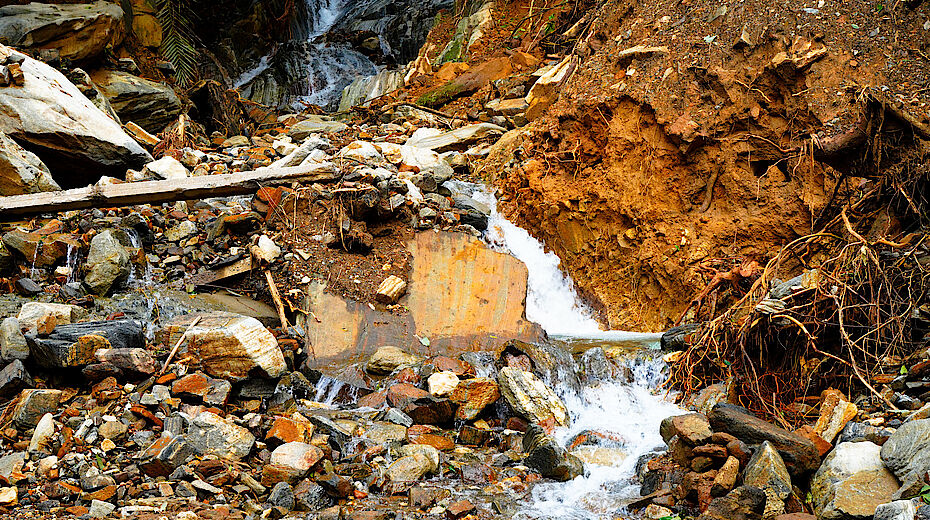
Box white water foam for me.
[233,55,272,89]
[234,0,379,109]
[466,183,680,518]
[471,186,660,341]
[513,355,683,519]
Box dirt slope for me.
[485,0,930,330]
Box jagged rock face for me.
[234,0,452,109]
[329,0,454,64]
[0,1,125,62]
[90,70,183,134]
[0,132,59,196]
[0,45,152,186]
[338,69,404,112]
[742,441,792,518]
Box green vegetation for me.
[416,82,465,108]
[151,0,198,86]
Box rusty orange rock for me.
[386,383,431,410]
[432,356,474,377]
[407,425,454,451]
[357,390,387,409]
[449,377,500,421]
[266,415,314,447]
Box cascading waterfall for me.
[65,243,79,284]
[473,186,662,342]
[295,0,378,108]
[470,184,682,519]
[237,0,379,110]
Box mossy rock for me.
[416,82,466,108]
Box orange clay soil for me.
[468,0,930,331]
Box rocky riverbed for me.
[1,0,930,519]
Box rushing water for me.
[236,0,379,110]
[473,185,682,519]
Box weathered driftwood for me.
[0,165,336,218]
[376,275,407,304]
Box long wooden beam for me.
[0,165,336,218]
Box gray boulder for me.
[523,424,584,481]
[0,45,152,185]
[0,317,28,362]
[874,500,918,520]
[187,411,255,460]
[881,418,930,498]
[0,132,60,196]
[812,441,899,519]
[498,366,570,427]
[742,441,792,518]
[0,1,124,62]
[91,70,182,134]
[83,230,131,296]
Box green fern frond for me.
[152,0,199,86]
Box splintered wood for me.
[376,275,408,304]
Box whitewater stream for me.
[475,185,683,519]
[234,0,378,110]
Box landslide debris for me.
[421,0,930,333]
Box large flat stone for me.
[300,231,544,366]
[0,1,124,62]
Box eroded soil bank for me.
[1,0,930,519]
[472,0,930,331]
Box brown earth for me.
[469,0,930,331]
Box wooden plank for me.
[187,257,253,288]
[0,165,336,218]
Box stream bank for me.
[1,0,930,519]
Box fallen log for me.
[0,165,336,218]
